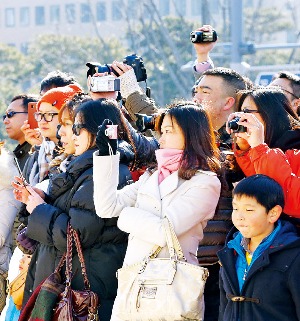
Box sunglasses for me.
[242,108,260,114]
[72,123,88,136]
[34,112,59,122]
[2,111,27,121]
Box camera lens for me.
[228,117,247,133]
[97,64,119,77]
[228,117,240,131]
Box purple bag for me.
[16,226,38,255]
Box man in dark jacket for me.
[192,66,252,321]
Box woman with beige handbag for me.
[93,101,222,321]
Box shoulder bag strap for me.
[71,227,91,290]
[162,217,184,261]
[64,223,73,289]
[143,218,184,261]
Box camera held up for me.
[135,113,160,132]
[89,75,120,93]
[228,117,247,133]
[94,53,147,82]
[190,30,218,43]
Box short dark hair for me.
[233,174,285,212]
[11,94,39,111]
[272,71,300,98]
[40,70,78,94]
[236,87,300,148]
[157,100,221,180]
[198,67,253,98]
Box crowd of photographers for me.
[0,24,300,321]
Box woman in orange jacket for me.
[227,108,300,217]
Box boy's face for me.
[19,254,32,272]
[232,195,279,243]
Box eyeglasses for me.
[34,112,58,122]
[2,111,27,121]
[280,88,299,100]
[242,108,260,114]
[272,85,299,100]
[72,123,88,136]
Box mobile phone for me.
[13,157,30,191]
[28,102,38,129]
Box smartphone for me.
[13,157,30,191]
[28,102,38,129]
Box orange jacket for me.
[235,144,300,217]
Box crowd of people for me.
[0,24,300,321]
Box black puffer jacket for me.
[23,148,128,321]
[197,149,244,265]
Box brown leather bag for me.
[52,225,99,321]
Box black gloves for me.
[96,119,118,156]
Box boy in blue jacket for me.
[218,174,300,321]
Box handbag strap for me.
[162,218,184,261]
[145,218,185,261]
[72,227,91,289]
[64,224,91,290]
[54,254,66,273]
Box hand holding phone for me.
[27,102,38,129]
[12,157,31,205]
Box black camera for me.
[190,30,218,43]
[135,113,160,132]
[123,54,147,82]
[94,54,147,82]
[228,117,247,133]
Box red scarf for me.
[155,149,183,184]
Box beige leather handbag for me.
[114,218,209,321]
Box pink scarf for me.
[155,149,184,184]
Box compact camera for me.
[89,75,120,92]
[228,117,247,133]
[105,125,118,139]
[135,113,160,132]
[95,53,147,82]
[190,30,218,43]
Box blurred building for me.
[0,0,297,52]
[0,0,217,51]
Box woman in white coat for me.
[0,144,22,314]
[93,101,222,319]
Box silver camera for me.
[89,75,120,92]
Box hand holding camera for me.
[190,25,217,62]
[96,119,118,156]
[227,112,265,149]
[86,53,147,94]
[111,61,141,99]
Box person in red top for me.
[227,109,300,218]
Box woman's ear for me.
[268,205,282,223]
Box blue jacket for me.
[217,220,300,321]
